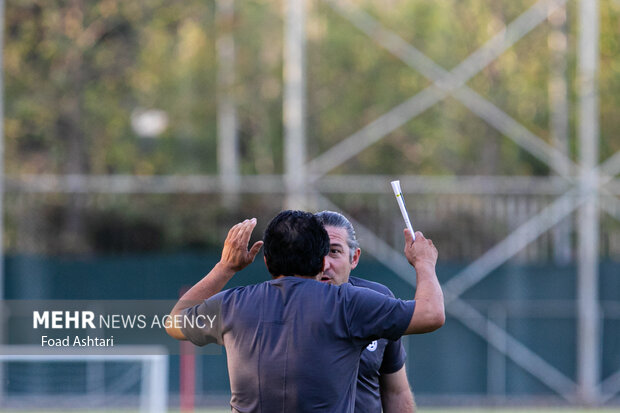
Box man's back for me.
[182,276,414,412]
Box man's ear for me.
[321,256,326,272]
[350,248,361,270]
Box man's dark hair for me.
[263,210,330,277]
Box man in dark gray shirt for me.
[167,210,444,412]
[316,210,415,413]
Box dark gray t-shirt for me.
[349,276,407,413]
[182,276,415,413]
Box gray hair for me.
[315,210,360,262]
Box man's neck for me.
[274,274,319,280]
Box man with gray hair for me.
[315,210,416,413]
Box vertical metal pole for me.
[0,0,5,406]
[141,356,169,413]
[0,0,4,304]
[487,305,507,397]
[283,0,307,210]
[217,0,240,207]
[577,0,600,405]
[86,361,104,404]
[548,5,572,265]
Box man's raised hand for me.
[404,230,438,269]
[220,218,264,272]
[403,229,444,334]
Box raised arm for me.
[404,230,445,334]
[166,218,263,340]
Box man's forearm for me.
[381,389,415,413]
[166,218,263,340]
[380,367,415,413]
[406,262,445,334]
[166,261,236,339]
[401,230,444,334]
[414,261,444,317]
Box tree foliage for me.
[4,0,620,253]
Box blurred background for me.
[1,0,620,411]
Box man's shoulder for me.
[348,276,395,298]
[218,280,276,301]
[231,277,330,300]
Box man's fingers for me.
[226,222,239,239]
[238,218,258,248]
[229,219,256,245]
[228,220,246,241]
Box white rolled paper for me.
[390,180,415,241]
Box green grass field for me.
[423,410,620,413]
[4,409,620,413]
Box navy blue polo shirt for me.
[182,276,415,413]
[349,276,407,413]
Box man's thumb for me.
[404,228,414,245]
[249,241,264,260]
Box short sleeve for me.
[342,284,415,345]
[181,293,225,346]
[379,338,407,374]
